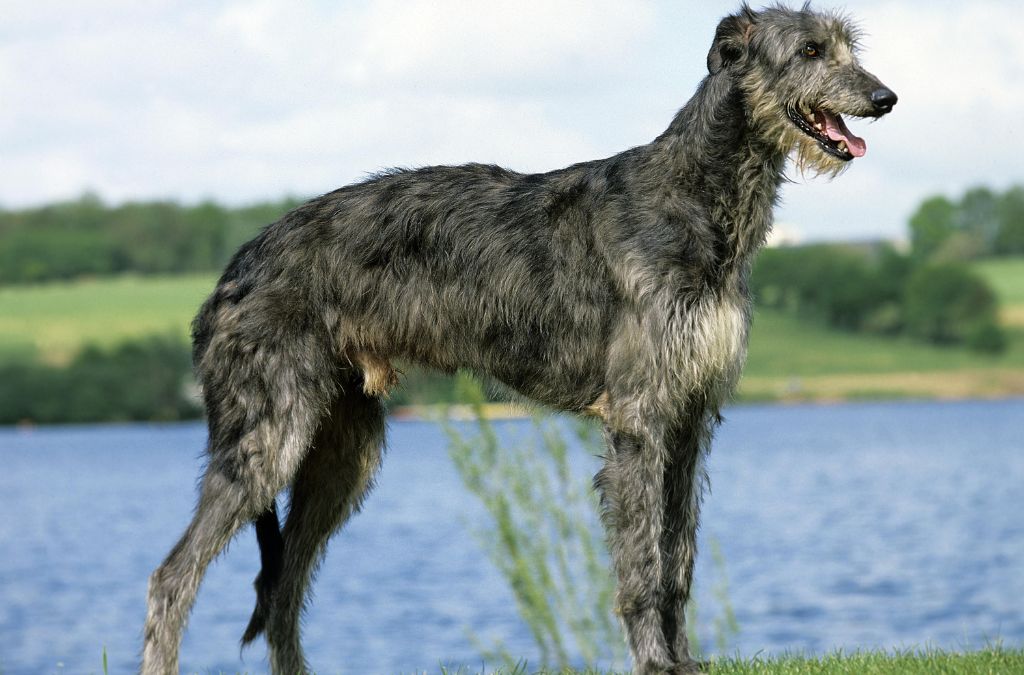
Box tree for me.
[908,195,957,261]
[959,186,999,253]
[994,186,1024,255]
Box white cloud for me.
[0,0,1022,246]
[343,0,656,89]
[0,0,659,206]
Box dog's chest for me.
[675,296,749,394]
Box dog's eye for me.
[803,43,820,58]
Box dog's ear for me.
[707,5,757,74]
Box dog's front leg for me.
[659,415,715,673]
[595,420,674,674]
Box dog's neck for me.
[651,70,787,278]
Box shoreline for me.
[5,382,1023,430]
[391,385,1024,421]
[736,366,1024,404]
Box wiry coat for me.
[143,4,895,674]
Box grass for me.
[973,257,1024,305]
[2,267,1024,400]
[0,273,216,364]
[701,647,1024,674]
[738,258,1024,400]
[740,310,1024,401]
[974,257,1024,327]
[432,646,1024,673]
[745,310,1024,377]
[80,647,1024,675]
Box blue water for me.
[1,399,1022,674]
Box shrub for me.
[903,263,1006,352]
[966,321,1008,354]
[0,335,199,425]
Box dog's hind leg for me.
[262,385,386,674]
[142,415,319,675]
[142,334,332,675]
[241,501,285,647]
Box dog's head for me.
[708,3,896,175]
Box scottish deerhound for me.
[142,4,895,673]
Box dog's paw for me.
[669,658,708,674]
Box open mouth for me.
[787,105,867,161]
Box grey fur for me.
[141,4,895,674]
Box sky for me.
[1,0,1023,242]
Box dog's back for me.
[194,160,638,411]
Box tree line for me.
[910,185,1024,261]
[0,193,302,284]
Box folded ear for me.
[707,5,757,74]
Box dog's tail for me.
[241,502,284,645]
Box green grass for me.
[736,257,1024,398]
[744,309,1024,378]
[0,273,216,363]
[444,647,1024,674]
[702,647,1024,674]
[84,647,1024,675]
[973,257,1024,306]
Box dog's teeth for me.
[838,141,848,152]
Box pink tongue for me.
[822,111,866,157]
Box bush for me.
[0,335,199,425]
[903,263,1006,352]
[966,321,1008,354]
[751,243,909,332]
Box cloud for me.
[0,0,658,205]
[0,0,1022,246]
[212,0,655,91]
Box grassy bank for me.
[701,647,1024,674]
[2,270,1024,402]
[449,647,1024,674]
[741,310,1024,401]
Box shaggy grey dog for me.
[142,4,895,673]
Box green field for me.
[975,257,1024,328]
[746,309,1024,377]
[2,269,1023,400]
[741,308,1024,401]
[974,257,1024,305]
[0,274,216,363]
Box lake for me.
[1,399,1022,674]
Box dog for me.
[142,4,895,673]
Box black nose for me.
[871,87,898,113]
